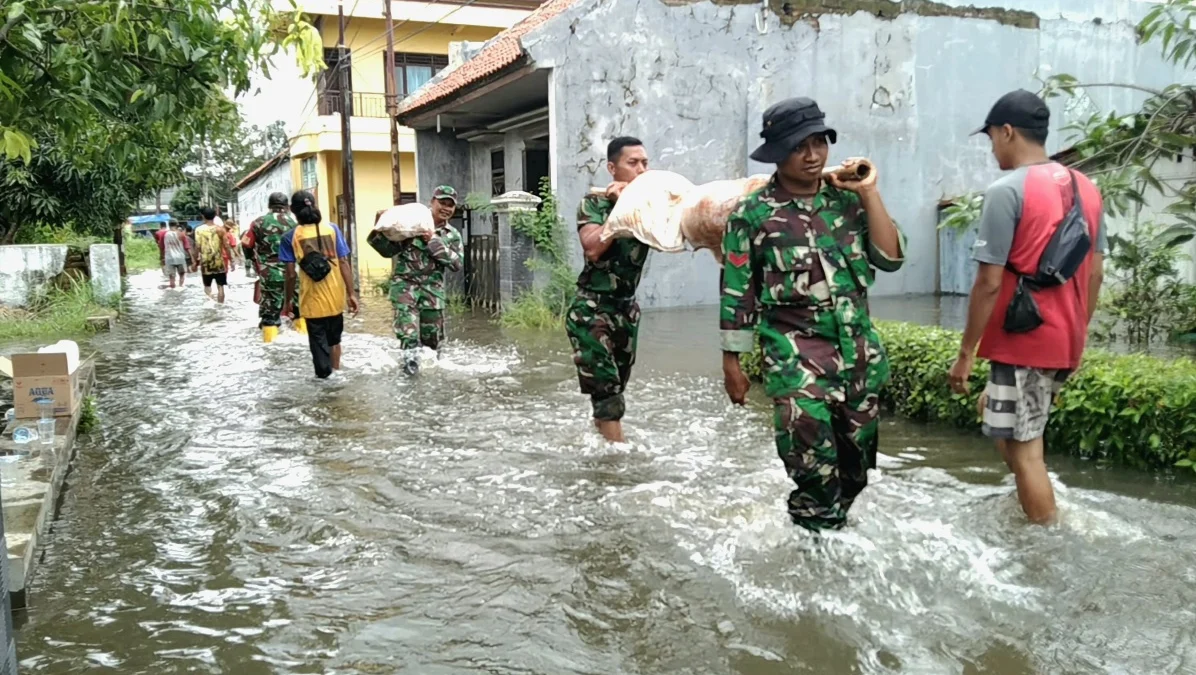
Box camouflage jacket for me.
[574,192,649,301]
[249,210,297,264]
[720,176,905,398]
[377,222,463,292]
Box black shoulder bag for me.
[298,221,333,282]
[1003,170,1093,334]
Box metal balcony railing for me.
[317,91,392,118]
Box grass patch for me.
[741,320,1196,473]
[77,395,99,434]
[124,235,160,272]
[0,279,118,342]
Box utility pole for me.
[337,0,359,291]
[201,142,210,207]
[383,0,402,204]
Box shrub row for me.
[741,320,1196,471]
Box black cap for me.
[974,89,1050,135]
[268,192,289,208]
[750,97,837,164]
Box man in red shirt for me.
[948,90,1106,525]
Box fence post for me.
[490,191,542,307]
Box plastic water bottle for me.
[36,398,54,446]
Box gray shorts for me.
[166,263,186,276]
[981,362,1071,442]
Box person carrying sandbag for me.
[720,97,906,532]
[565,137,651,443]
[366,186,463,376]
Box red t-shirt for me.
[972,163,1106,370]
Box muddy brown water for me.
[14,270,1196,674]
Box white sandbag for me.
[678,174,771,256]
[374,203,435,242]
[599,170,695,252]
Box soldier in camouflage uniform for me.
[721,98,905,531]
[367,186,463,374]
[566,137,650,443]
[241,192,302,343]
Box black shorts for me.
[307,314,344,379]
[201,272,228,288]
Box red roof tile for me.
[398,0,577,117]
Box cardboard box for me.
[11,353,80,419]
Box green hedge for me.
[741,320,1196,472]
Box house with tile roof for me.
[398,0,1186,308]
[237,0,543,278]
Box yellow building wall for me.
[293,16,499,280]
[290,149,418,280]
[320,18,504,97]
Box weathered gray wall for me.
[0,245,68,308]
[415,129,472,203]
[522,0,1187,308]
[236,159,292,225]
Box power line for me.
[280,0,488,157]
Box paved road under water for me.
[16,270,1196,674]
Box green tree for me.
[1040,0,1196,227]
[0,0,323,242]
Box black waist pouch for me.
[1003,276,1044,334]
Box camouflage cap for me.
[432,185,458,204]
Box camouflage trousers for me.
[257,263,298,328]
[773,378,880,532]
[390,279,445,351]
[565,292,641,422]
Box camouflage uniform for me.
[720,177,905,531]
[368,224,463,351]
[565,192,650,421]
[247,210,300,327]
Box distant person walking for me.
[155,222,169,276]
[195,206,232,303]
[948,90,1107,525]
[280,191,359,379]
[162,221,195,289]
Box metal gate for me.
[467,234,500,310]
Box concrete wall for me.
[236,158,294,227]
[415,129,473,203]
[0,245,69,308]
[519,0,1185,308]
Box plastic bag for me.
[678,175,770,258]
[599,170,695,252]
[374,203,435,242]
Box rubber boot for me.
[403,354,420,377]
[293,317,307,335]
[262,326,279,344]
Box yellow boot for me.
[293,317,307,335]
[262,326,279,344]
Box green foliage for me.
[1093,221,1196,347]
[740,320,1196,472]
[0,0,322,242]
[1038,3,1196,229]
[464,191,496,215]
[123,235,161,273]
[937,193,984,233]
[0,278,115,341]
[172,120,290,218]
[500,178,575,330]
[77,395,99,434]
[445,292,468,316]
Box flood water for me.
[16,270,1196,674]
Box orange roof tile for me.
[398,0,577,117]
